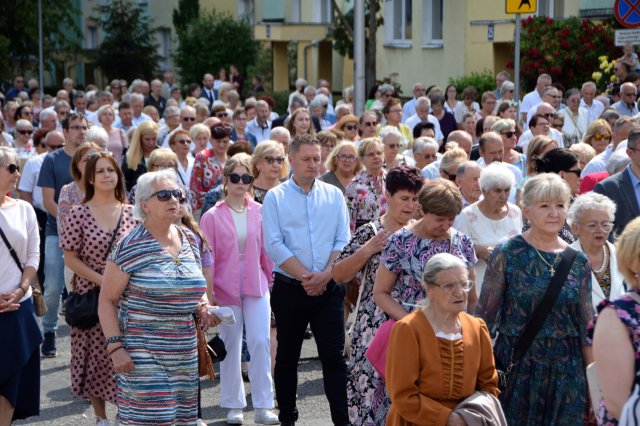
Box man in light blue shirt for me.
[262,133,350,425]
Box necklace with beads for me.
[533,247,560,275]
[592,245,608,275]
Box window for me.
[422,0,443,47]
[156,28,172,71]
[237,0,254,24]
[537,0,565,18]
[313,0,332,24]
[384,0,412,46]
[86,26,98,49]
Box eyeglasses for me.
[17,129,33,135]
[182,117,196,122]
[542,113,556,119]
[228,173,254,184]
[174,138,192,145]
[501,131,517,138]
[430,280,474,293]
[337,154,356,161]
[215,113,227,118]
[579,221,614,232]
[442,170,457,181]
[593,133,612,141]
[564,168,582,177]
[69,125,88,131]
[623,92,637,97]
[344,125,358,131]
[363,121,378,127]
[6,164,19,174]
[86,151,112,160]
[151,188,185,203]
[388,109,402,114]
[265,156,285,165]
[22,111,33,116]
[47,144,64,150]
[386,143,400,149]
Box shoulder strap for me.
[0,226,23,273]
[348,221,379,335]
[103,206,124,262]
[510,246,578,364]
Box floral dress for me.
[476,235,593,426]
[189,149,224,209]
[57,181,84,235]
[362,226,476,425]
[588,291,640,426]
[344,170,388,232]
[59,204,138,403]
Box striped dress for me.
[110,223,207,426]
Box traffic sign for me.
[506,0,537,14]
[615,0,640,28]
[615,28,640,45]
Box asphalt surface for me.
[14,319,333,426]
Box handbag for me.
[365,318,397,381]
[495,246,578,391]
[208,334,227,362]
[195,314,216,380]
[0,225,47,316]
[64,206,123,329]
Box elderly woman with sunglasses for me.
[61,151,138,426]
[13,119,36,160]
[99,169,216,425]
[320,141,361,194]
[492,118,526,175]
[380,125,416,170]
[190,123,230,210]
[0,147,42,424]
[200,154,278,425]
[568,192,624,311]
[582,119,613,156]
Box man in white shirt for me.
[612,82,639,117]
[518,103,565,152]
[130,93,151,126]
[404,96,444,142]
[526,86,560,131]
[520,73,552,126]
[580,81,605,124]
[401,82,426,123]
[476,132,522,202]
[246,100,272,144]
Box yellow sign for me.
[506,0,537,14]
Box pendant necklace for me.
[533,247,560,275]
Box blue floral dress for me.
[588,291,640,426]
[476,235,593,426]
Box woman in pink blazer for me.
[200,153,278,425]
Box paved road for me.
[15,321,333,426]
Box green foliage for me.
[94,0,160,82]
[332,1,383,59]
[247,45,273,93]
[174,10,259,86]
[448,70,495,95]
[261,91,289,115]
[173,0,200,35]
[0,0,82,81]
[516,16,618,91]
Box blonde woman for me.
[251,141,287,203]
[319,142,361,194]
[189,123,211,156]
[122,120,158,192]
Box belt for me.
[274,272,302,286]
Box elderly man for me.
[73,91,87,115]
[582,116,638,177]
[518,102,565,152]
[130,93,151,126]
[38,109,58,132]
[405,97,444,142]
[421,130,472,179]
[144,79,167,116]
[162,70,176,100]
[520,73,552,126]
[53,100,71,124]
[402,82,426,122]
[525,86,560,131]
[580,81,605,124]
[477,131,522,203]
[202,73,216,108]
[494,70,511,100]
[288,78,308,107]
[455,161,482,206]
[412,136,439,170]
[161,106,197,147]
[6,75,27,100]
[263,134,350,426]
[247,100,272,144]
[612,82,639,117]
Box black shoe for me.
[42,331,57,357]
[280,422,295,426]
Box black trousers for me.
[271,274,348,425]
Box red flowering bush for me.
[512,16,620,91]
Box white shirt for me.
[453,101,480,123]
[580,98,605,124]
[18,153,46,211]
[581,145,613,177]
[132,112,151,127]
[475,158,522,204]
[402,98,417,123]
[561,107,590,143]
[520,90,542,124]
[518,128,565,153]
[177,154,195,188]
[246,118,272,144]
[405,114,444,141]
[422,160,442,180]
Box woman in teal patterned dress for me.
[99,170,217,425]
[476,173,593,426]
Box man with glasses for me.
[405,97,444,142]
[247,100,272,144]
[612,82,639,117]
[6,75,27,101]
[595,128,640,240]
[37,113,88,357]
[401,82,426,123]
[161,106,197,147]
[525,86,560,131]
[518,103,565,152]
[520,73,552,127]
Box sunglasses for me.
[182,117,196,122]
[151,188,186,203]
[18,129,34,135]
[501,131,517,138]
[47,144,64,150]
[593,133,612,141]
[87,151,112,160]
[564,168,582,177]
[265,156,285,165]
[174,138,192,145]
[442,170,457,181]
[6,164,19,174]
[363,121,377,127]
[344,125,358,131]
[542,113,556,119]
[228,173,254,184]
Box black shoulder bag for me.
[64,206,124,329]
[0,225,47,316]
[497,246,578,391]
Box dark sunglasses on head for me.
[501,131,517,138]
[228,173,254,184]
[18,129,33,135]
[6,164,19,174]
[152,188,186,203]
[87,151,112,160]
[344,125,358,131]
[265,156,285,165]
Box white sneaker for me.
[226,409,244,425]
[254,408,280,425]
[196,419,208,426]
[96,417,110,426]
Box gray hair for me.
[379,125,401,143]
[85,126,109,149]
[227,90,240,100]
[289,93,307,111]
[415,96,431,109]
[164,106,180,118]
[342,86,354,102]
[255,100,269,109]
[567,192,616,225]
[479,162,515,192]
[130,93,144,104]
[378,83,394,94]
[607,149,631,175]
[422,253,467,284]
[334,103,352,116]
[309,97,323,110]
[133,169,178,220]
[295,78,308,90]
[0,146,18,166]
[491,118,516,134]
[39,108,57,122]
[54,100,70,112]
[500,80,515,97]
[413,136,439,155]
[269,126,290,141]
[303,85,317,96]
[315,94,329,106]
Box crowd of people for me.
[2,62,640,426]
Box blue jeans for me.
[41,236,65,333]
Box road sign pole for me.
[514,13,521,118]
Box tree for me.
[331,0,383,97]
[0,1,82,82]
[94,0,160,82]
[174,10,259,87]
[173,0,200,35]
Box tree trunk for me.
[365,0,377,99]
